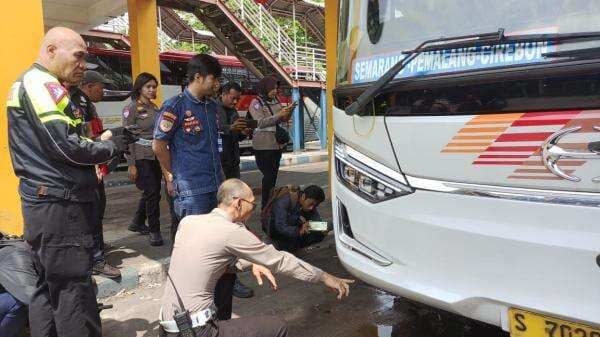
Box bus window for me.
[371,72,600,116]
[337,0,600,86]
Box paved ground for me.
[100,239,506,337]
[98,160,507,337]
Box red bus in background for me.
[87,47,290,153]
[87,47,290,127]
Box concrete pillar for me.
[325,0,338,169]
[128,0,162,103]
[319,88,327,149]
[0,1,45,235]
[292,87,304,151]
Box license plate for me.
[509,308,600,337]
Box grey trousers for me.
[163,315,288,337]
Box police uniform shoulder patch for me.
[254,102,261,110]
[44,82,67,104]
[123,106,130,118]
[162,111,177,121]
[159,119,174,132]
[159,111,177,133]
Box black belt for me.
[20,181,71,200]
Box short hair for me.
[221,82,242,94]
[131,72,158,100]
[303,185,325,204]
[217,179,251,206]
[186,54,222,83]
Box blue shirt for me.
[154,88,222,196]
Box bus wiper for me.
[543,46,600,59]
[345,29,506,116]
[345,30,600,116]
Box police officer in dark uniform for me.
[217,82,248,180]
[6,27,130,337]
[123,72,164,246]
[69,70,121,279]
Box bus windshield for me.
[337,0,600,86]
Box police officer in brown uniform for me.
[123,73,164,246]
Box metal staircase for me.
[158,0,325,88]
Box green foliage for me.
[174,10,207,31]
[274,16,316,46]
[172,41,211,54]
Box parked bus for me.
[332,0,600,334]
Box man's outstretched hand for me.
[320,272,354,300]
[252,264,278,290]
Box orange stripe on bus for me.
[471,113,524,121]
[452,135,498,140]
[458,127,506,133]
[446,142,492,147]
[441,149,486,153]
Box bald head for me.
[217,179,253,206]
[38,27,87,83]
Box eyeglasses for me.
[235,197,257,211]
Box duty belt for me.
[159,308,214,333]
[135,138,153,147]
[20,180,71,199]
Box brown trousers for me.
[163,315,288,337]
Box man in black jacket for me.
[264,185,329,252]
[6,27,129,337]
[217,82,248,179]
[215,82,255,301]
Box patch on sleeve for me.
[162,111,177,121]
[159,111,177,132]
[159,119,174,132]
[44,82,67,104]
[122,106,130,118]
[253,102,261,110]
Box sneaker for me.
[92,261,121,279]
[149,232,164,246]
[233,279,254,298]
[128,224,150,235]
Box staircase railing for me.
[223,0,326,81]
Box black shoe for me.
[128,224,149,235]
[233,279,254,298]
[92,261,121,279]
[149,232,164,246]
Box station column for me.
[0,1,45,235]
[325,0,338,171]
[319,87,327,149]
[128,0,162,103]
[292,87,304,151]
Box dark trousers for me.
[92,181,106,263]
[22,200,101,337]
[0,292,27,337]
[254,150,282,209]
[272,231,325,253]
[222,161,241,180]
[132,159,162,233]
[165,182,179,241]
[213,273,236,320]
[164,315,288,337]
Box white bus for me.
[331,0,600,335]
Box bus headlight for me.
[334,137,414,203]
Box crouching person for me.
[159,179,353,337]
[261,185,330,252]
